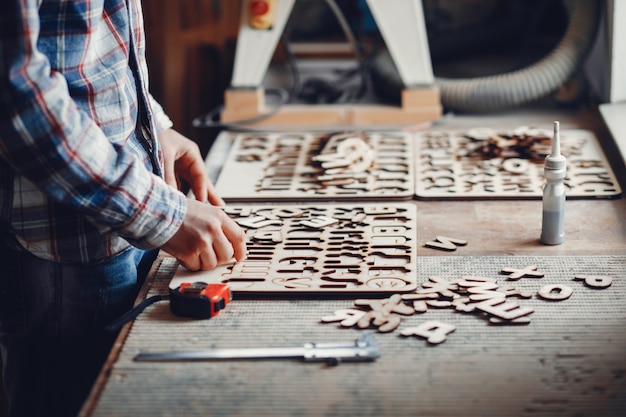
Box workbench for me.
[81,107,626,417]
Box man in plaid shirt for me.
[0,1,246,415]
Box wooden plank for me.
[220,88,442,126]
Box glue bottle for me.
[540,121,567,245]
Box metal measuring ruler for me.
[134,333,380,365]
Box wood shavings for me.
[464,126,551,161]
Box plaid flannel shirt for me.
[0,0,187,263]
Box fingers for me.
[197,214,246,270]
[158,128,212,202]
[192,222,245,270]
[198,247,218,271]
[163,155,178,189]
[222,217,247,261]
[205,181,225,206]
[161,200,247,272]
[183,157,209,203]
[211,233,235,264]
[171,155,225,206]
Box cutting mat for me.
[86,255,626,417]
[415,128,622,199]
[213,131,415,201]
[169,203,418,295]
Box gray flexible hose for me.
[436,0,600,112]
[371,0,601,112]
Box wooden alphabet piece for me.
[424,236,468,251]
[170,203,418,294]
[214,131,415,201]
[312,136,375,175]
[574,274,613,289]
[400,275,534,318]
[321,309,366,327]
[501,265,545,280]
[419,276,460,299]
[320,261,619,340]
[319,261,617,342]
[537,284,573,301]
[475,297,535,322]
[353,295,415,333]
[415,128,621,198]
[401,321,456,344]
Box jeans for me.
[0,245,157,417]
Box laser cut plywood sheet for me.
[169,203,418,295]
[214,131,415,201]
[415,128,622,199]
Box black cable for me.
[192,33,300,131]
[192,87,291,130]
[105,294,169,333]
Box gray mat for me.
[87,255,626,417]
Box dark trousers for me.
[0,245,157,417]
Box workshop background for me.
[139,0,588,156]
[0,0,612,415]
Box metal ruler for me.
[135,333,379,365]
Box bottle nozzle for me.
[545,120,566,170]
[552,121,561,157]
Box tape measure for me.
[169,282,232,319]
[106,282,231,332]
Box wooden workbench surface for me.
[81,107,626,417]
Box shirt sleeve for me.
[0,0,186,249]
[149,93,174,135]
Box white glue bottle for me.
[540,121,567,245]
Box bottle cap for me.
[545,121,566,170]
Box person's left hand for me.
[157,128,224,205]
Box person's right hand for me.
[161,199,247,271]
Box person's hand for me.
[158,128,224,205]
[161,199,247,271]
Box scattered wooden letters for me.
[321,267,614,344]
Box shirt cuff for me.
[123,176,187,249]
